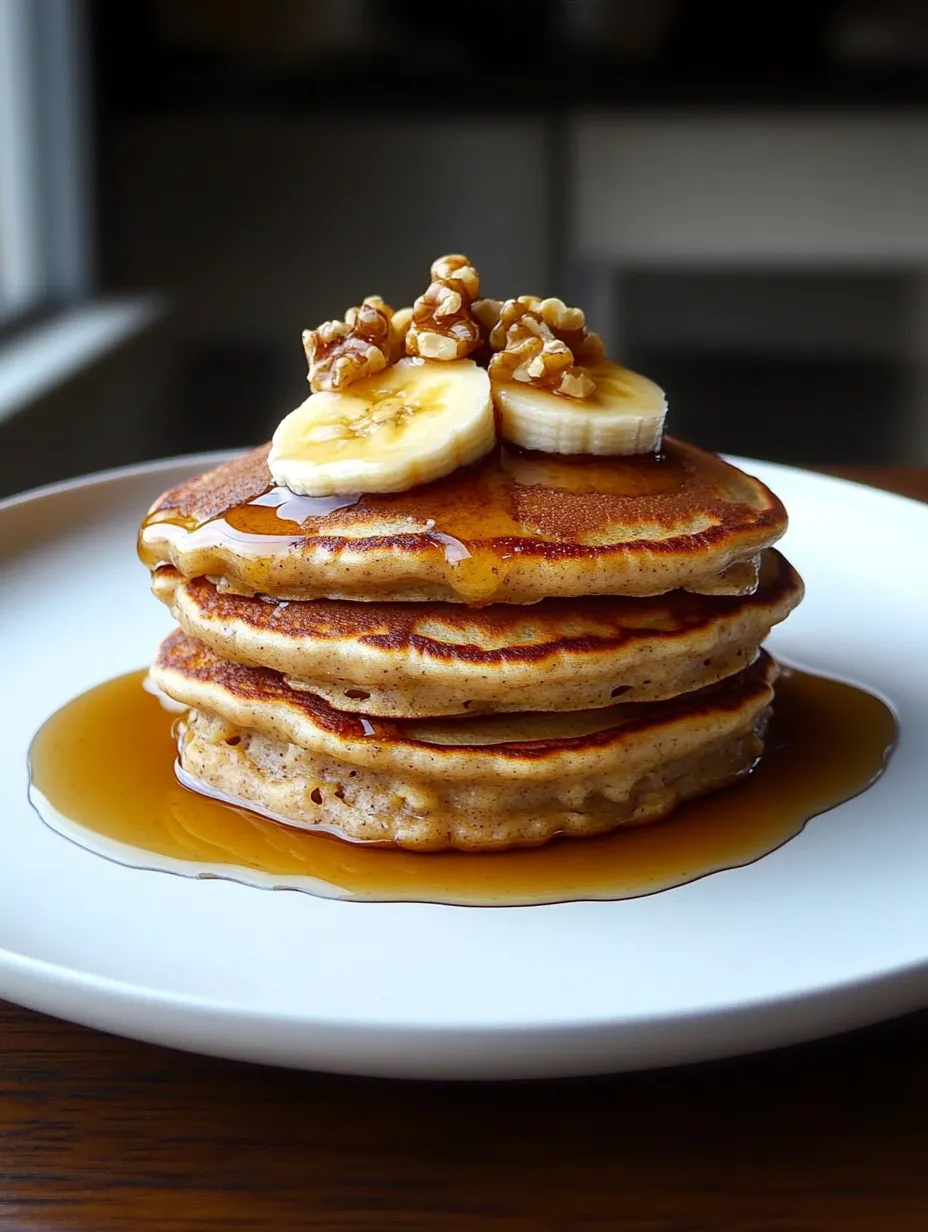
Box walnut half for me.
[303,296,394,392]
[405,253,482,361]
[490,295,605,364]
[488,299,596,399]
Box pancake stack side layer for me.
[142,440,802,851]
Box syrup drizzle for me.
[137,441,775,605]
[249,488,363,521]
[141,446,696,550]
[28,665,896,906]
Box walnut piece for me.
[472,297,502,334]
[430,253,480,300]
[470,298,502,364]
[303,296,393,392]
[344,294,391,329]
[490,295,605,364]
[389,306,413,361]
[406,253,482,361]
[488,299,596,399]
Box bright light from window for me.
[0,0,90,326]
[0,0,43,321]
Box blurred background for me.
[2,0,928,498]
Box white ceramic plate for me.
[0,453,926,1079]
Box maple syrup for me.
[28,665,895,906]
[139,445,693,552]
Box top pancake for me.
[139,438,787,604]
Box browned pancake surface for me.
[162,550,799,667]
[139,439,788,603]
[154,629,776,764]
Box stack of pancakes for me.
[141,438,801,850]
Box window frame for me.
[0,0,92,331]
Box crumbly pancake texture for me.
[153,631,776,850]
[154,550,802,717]
[139,439,788,604]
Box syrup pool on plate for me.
[28,665,896,907]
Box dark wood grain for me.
[1,468,925,1232]
[822,466,928,505]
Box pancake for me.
[153,549,802,717]
[138,438,787,605]
[152,630,776,850]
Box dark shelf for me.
[91,0,928,117]
[95,52,928,116]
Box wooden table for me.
[1,469,925,1232]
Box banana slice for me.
[269,357,494,496]
[492,359,667,456]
